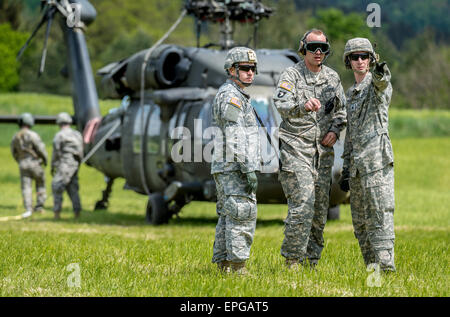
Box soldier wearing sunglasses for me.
[273,29,347,269]
[340,37,396,272]
[211,47,261,275]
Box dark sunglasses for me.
[349,53,370,61]
[238,65,256,72]
[305,41,330,54]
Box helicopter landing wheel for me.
[146,193,170,225]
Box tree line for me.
[1,0,449,109]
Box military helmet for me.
[19,112,34,127]
[224,47,258,70]
[343,37,376,68]
[56,112,72,125]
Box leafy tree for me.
[396,30,450,109]
[256,0,309,50]
[306,8,371,42]
[0,0,22,30]
[0,23,28,92]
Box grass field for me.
[0,93,449,297]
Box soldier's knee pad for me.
[224,195,257,222]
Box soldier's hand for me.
[321,132,337,147]
[338,169,350,192]
[245,171,258,195]
[305,98,321,112]
[375,61,387,74]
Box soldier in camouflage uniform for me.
[273,29,347,268]
[51,112,83,219]
[211,47,261,274]
[10,113,48,218]
[339,38,396,272]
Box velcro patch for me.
[229,97,242,109]
[279,81,293,92]
[247,50,257,62]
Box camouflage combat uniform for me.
[51,126,83,216]
[273,59,346,265]
[11,127,48,212]
[211,78,261,264]
[343,62,396,272]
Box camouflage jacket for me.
[342,63,394,177]
[211,79,261,174]
[51,127,83,171]
[11,128,48,166]
[273,60,347,171]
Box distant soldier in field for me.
[51,112,83,219]
[339,38,396,272]
[10,113,48,218]
[273,29,347,269]
[211,47,261,274]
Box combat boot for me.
[230,262,248,275]
[34,207,44,214]
[217,260,231,273]
[307,259,318,270]
[21,210,32,218]
[54,211,61,220]
[285,258,302,270]
[74,210,81,219]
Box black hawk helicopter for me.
[2,0,349,224]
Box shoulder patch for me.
[279,81,293,92]
[228,97,242,109]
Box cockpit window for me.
[251,97,279,133]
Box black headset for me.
[298,29,330,56]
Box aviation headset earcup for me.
[298,30,311,56]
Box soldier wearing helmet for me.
[51,112,83,219]
[211,47,261,274]
[272,29,347,269]
[10,113,48,218]
[339,38,396,272]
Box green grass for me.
[0,138,448,297]
[0,93,449,296]
[389,109,450,139]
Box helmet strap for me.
[231,64,252,87]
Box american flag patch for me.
[279,81,293,92]
[229,97,242,109]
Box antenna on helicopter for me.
[184,0,273,49]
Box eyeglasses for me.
[349,53,370,61]
[238,65,256,72]
[305,41,330,54]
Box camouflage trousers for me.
[279,166,332,264]
[19,163,46,212]
[52,164,81,214]
[212,171,257,263]
[349,164,396,271]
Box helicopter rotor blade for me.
[38,7,57,76]
[16,7,51,60]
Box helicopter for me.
[2,0,349,224]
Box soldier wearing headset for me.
[273,29,347,269]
